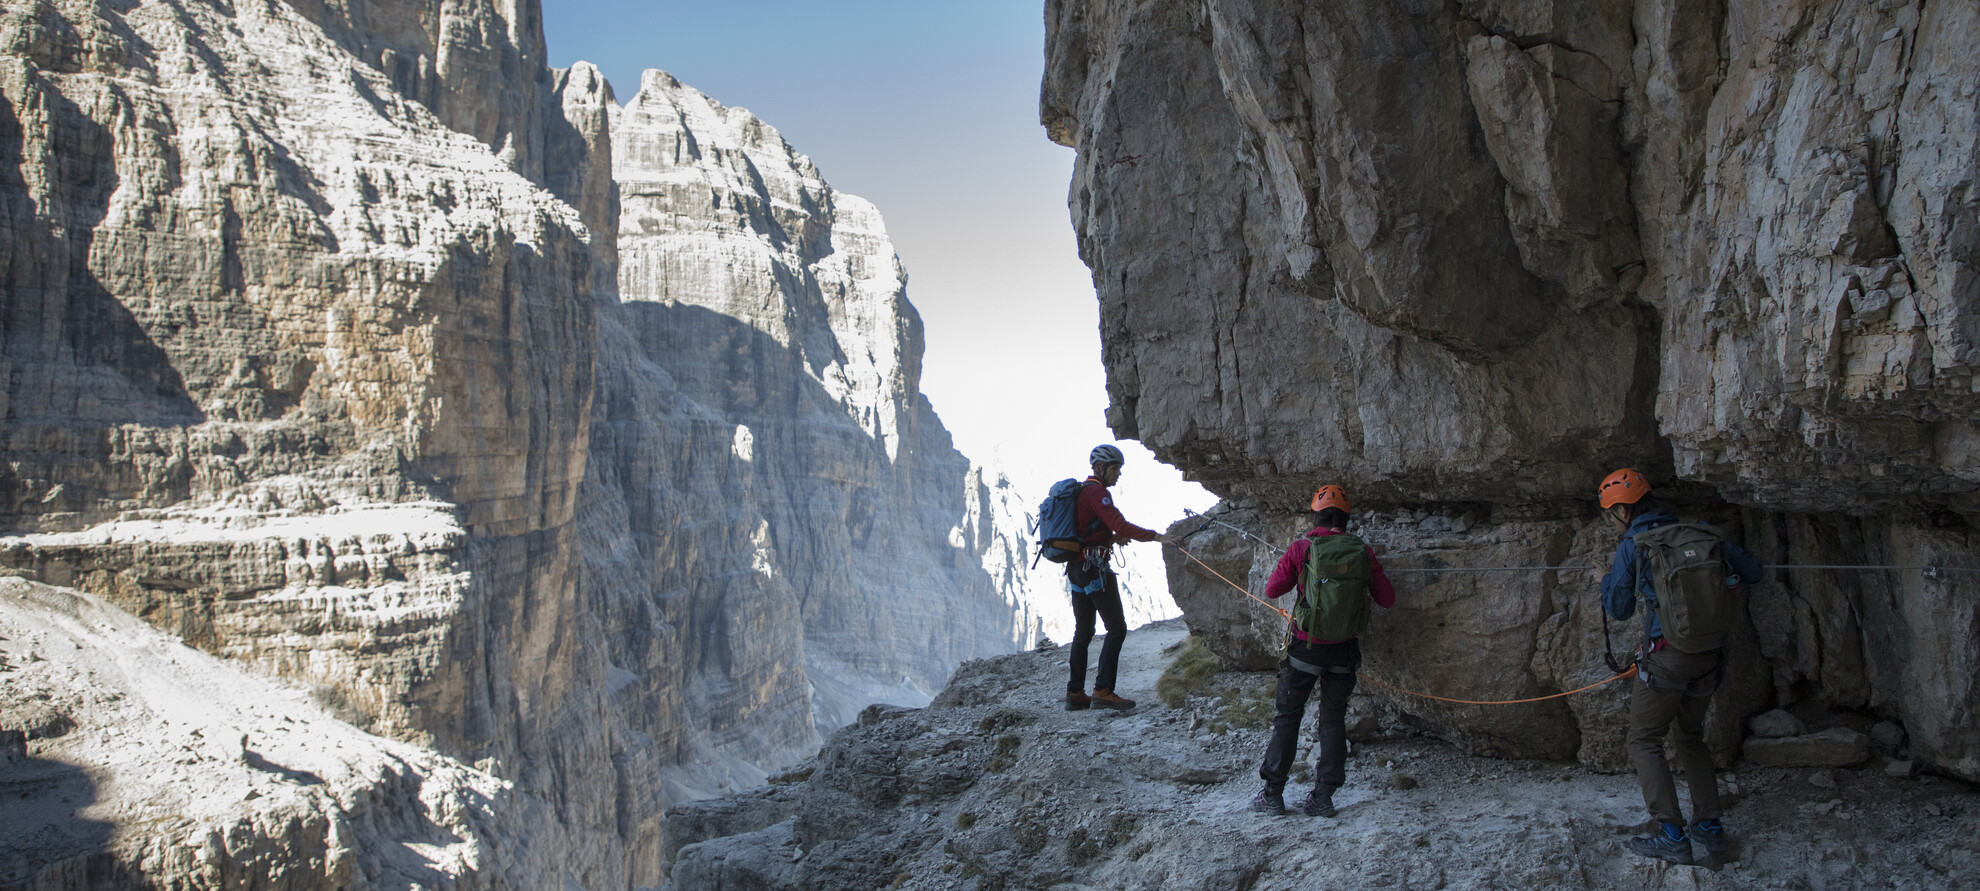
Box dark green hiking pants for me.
[1627,646,1724,826]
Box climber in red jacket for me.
[1063,444,1170,712]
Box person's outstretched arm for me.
[1601,540,1638,621]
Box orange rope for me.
[1175,545,1289,619]
[1354,665,1637,705]
[1166,542,1635,705]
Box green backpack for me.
[1293,533,1373,641]
[1632,522,1735,654]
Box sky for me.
[543,1,1218,603]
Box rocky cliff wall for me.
[1045,0,1979,781]
[0,1,1039,887]
[0,0,621,883]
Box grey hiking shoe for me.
[1248,786,1285,815]
[1625,824,1695,865]
[1689,819,1729,857]
[1296,786,1336,818]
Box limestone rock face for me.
[570,68,1046,800]
[0,0,597,769]
[1049,0,1980,779]
[284,0,557,180]
[602,67,1042,739]
[0,1,1039,887]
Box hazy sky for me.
[543,1,1217,586]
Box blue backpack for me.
[1032,478,1094,567]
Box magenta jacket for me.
[1264,528,1396,643]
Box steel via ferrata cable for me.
[1167,543,1637,704]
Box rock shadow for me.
[0,731,121,888]
[1,64,204,529]
[243,748,325,786]
[0,36,203,430]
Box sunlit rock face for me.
[1048,0,1978,780]
[601,71,1042,767]
[0,1,1037,887]
[0,0,620,882]
[284,0,556,181]
[549,63,1048,806]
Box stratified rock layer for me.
[1,1,1039,887]
[1046,0,1979,780]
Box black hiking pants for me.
[1260,637,1360,792]
[1066,559,1127,693]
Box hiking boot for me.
[1064,691,1090,711]
[1295,785,1336,818]
[1248,786,1285,815]
[1625,822,1694,865]
[1689,819,1729,857]
[1091,689,1136,710]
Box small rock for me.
[1869,721,1905,750]
[1390,774,1418,790]
[1885,760,1915,778]
[1749,709,1807,739]
[1809,770,1838,789]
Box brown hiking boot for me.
[1064,691,1090,711]
[1091,689,1136,710]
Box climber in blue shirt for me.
[1597,469,1764,867]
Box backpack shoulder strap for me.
[1078,479,1107,531]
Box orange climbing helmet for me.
[1598,468,1651,509]
[1309,485,1352,513]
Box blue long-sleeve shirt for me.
[1602,509,1764,641]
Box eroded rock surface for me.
[662,620,1980,891]
[1048,0,1980,781]
[0,577,572,889]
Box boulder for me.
[1751,709,1810,739]
[1744,728,1873,768]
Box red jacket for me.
[1264,528,1396,643]
[1075,476,1159,548]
